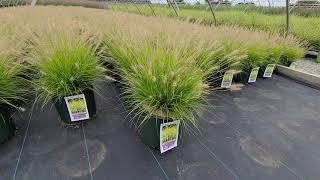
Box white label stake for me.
[160,120,180,154]
[263,64,275,78]
[221,71,234,88]
[65,94,89,122]
[248,67,260,83]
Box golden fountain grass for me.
[0,6,305,125]
[0,6,304,56]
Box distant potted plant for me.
[195,41,244,88]
[279,45,304,66]
[234,44,266,83]
[258,46,282,78]
[32,38,104,124]
[0,56,26,143]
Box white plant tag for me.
[263,64,275,78]
[248,67,260,83]
[160,120,180,154]
[65,94,89,122]
[221,71,233,88]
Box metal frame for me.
[285,0,289,37]
[167,0,179,16]
[147,2,156,16]
[207,0,217,26]
[31,0,37,6]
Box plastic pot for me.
[139,117,174,149]
[54,89,96,124]
[103,61,124,88]
[258,66,266,78]
[233,71,250,84]
[0,106,15,144]
[207,72,225,88]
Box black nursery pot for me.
[258,65,275,79]
[102,61,124,88]
[208,77,223,88]
[233,71,250,84]
[139,117,173,149]
[208,73,224,88]
[54,89,96,124]
[258,66,266,78]
[0,106,15,144]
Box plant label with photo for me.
[160,120,180,154]
[221,71,233,88]
[248,67,260,83]
[263,64,275,78]
[65,94,89,122]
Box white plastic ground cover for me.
[65,94,89,122]
[160,120,180,153]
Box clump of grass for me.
[0,6,304,90]
[241,44,268,73]
[0,55,26,109]
[31,34,105,106]
[193,40,246,86]
[103,33,212,127]
[317,55,320,64]
[279,45,305,66]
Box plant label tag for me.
[248,67,260,83]
[263,64,275,78]
[65,94,89,122]
[160,120,180,154]
[221,71,233,88]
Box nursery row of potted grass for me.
[0,6,304,152]
[108,4,320,51]
[0,33,302,149]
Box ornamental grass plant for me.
[0,55,26,144]
[29,32,105,106]
[0,6,303,124]
[0,55,27,109]
[103,32,212,127]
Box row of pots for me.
[0,65,275,152]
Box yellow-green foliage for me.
[68,98,86,113]
[31,34,104,105]
[0,55,26,108]
[223,73,233,82]
[162,125,177,142]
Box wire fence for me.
[2,0,319,14]
[1,0,320,50]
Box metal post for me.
[31,0,37,6]
[206,0,217,26]
[172,0,179,11]
[168,0,179,16]
[148,2,156,16]
[166,0,171,7]
[130,0,142,15]
[285,0,289,37]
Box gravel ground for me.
[290,58,320,76]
